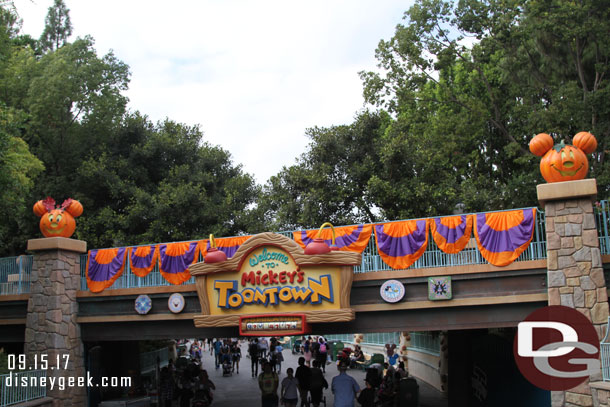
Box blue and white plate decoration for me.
[168,293,185,313]
[380,280,405,303]
[135,294,152,314]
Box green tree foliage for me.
[0,3,259,255]
[75,114,260,248]
[360,0,610,212]
[39,0,72,52]
[259,111,389,230]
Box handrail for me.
[1,200,609,294]
[0,369,46,406]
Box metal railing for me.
[0,369,47,406]
[0,256,33,296]
[1,200,609,294]
[602,317,610,381]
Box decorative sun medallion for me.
[380,280,405,303]
[428,276,452,301]
[168,293,185,313]
[135,294,152,314]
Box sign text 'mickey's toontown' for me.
[213,248,334,309]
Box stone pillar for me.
[538,179,608,407]
[24,237,87,406]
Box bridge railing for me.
[1,201,609,294]
[0,369,47,406]
[0,256,33,296]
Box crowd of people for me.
[156,337,417,407]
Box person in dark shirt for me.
[249,338,260,377]
[310,360,328,407]
[295,356,311,407]
[357,379,375,407]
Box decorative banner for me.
[158,241,201,285]
[129,245,159,277]
[293,225,373,253]
[86,248,127,293]
[430,215,473,254]
[201,236,251,259]
[474,208,537,267]
[428,276,452,301]
[189,232,359,328]
[374,220,429,269]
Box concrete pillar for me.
[24,237,87,406]
[538,179,608,407]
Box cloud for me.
[13,0,408,184]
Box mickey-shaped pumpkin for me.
[33,197,83,238]
[529,132,597,183]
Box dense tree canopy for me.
[0,3,259,255]
[262,0,610,229]
[1,0,609,254]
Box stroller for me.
[221,353,232,376]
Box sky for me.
[12,0,409,184]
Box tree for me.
[359,0,610,213]
[39,0,72,52]
[259,111,389,230]
[0,104,44,255]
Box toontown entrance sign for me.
[189,232,359,336]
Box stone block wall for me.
[541,187,608,407]
[24,240,86,406]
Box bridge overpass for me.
[0,183,609,406]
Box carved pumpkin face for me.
[33,197,83,238]
[39,209,76,238]
[539,142,588,183]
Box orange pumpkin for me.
[529,133,554,157]
[573,131,597,154]
[33,197,83,238]
[539,141,589,183]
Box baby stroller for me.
[221,354,232,377]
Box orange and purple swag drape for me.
[374,220,429,269]
[430,215,473,254]
[86,248,128,293]
[158,241,201,285]
[293,225,373,253]
[129,245,159,277]
[474,208,537,267]
[201,236,252,259]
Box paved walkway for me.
[188,340,448,407]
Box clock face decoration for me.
[135,295,152,314]
[168,293,185,313]
[380,280,405,303]
[428,276,452,300]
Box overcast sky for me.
[12,1,409,184]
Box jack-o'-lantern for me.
[529,132,597,183]
[33,197,83,238]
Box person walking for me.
[331,361,360,407]
[213,338,223,369]
[258,361,279,407]
[281,367,300,407]
[250,338,261,377]
[310,360,328,407]
[295,356,311,407]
